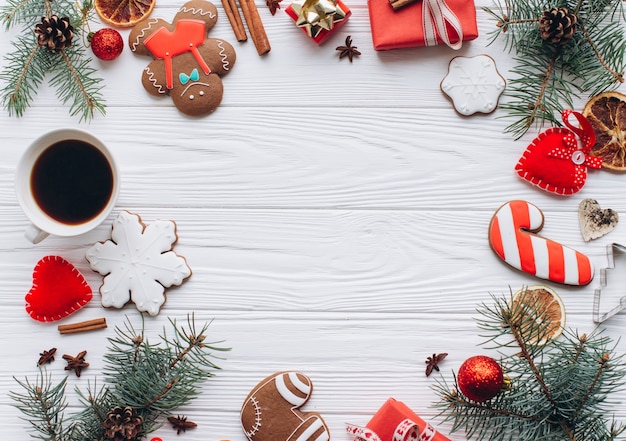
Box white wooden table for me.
[2,0,626,439]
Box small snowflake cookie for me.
[86,211,192,316]
[440,54,505,116]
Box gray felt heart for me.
[578,198,619,242]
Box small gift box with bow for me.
[285,0,351,44]
[368,0,478,50]
[346,398,452,441]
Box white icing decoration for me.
[489,201,593,285]
[179,6,216,17]
[217,40,230,71]
[244,396,262,437]
[85,211,191,316]
[275,373,307,407]
[199,91,205,96]
[144,66,166,94]
[180,81,210,96]
[189,95,195,100]
[288,372,311,396]
[441,55,505,116]
[295,418,326,441]
[131,18,160,51]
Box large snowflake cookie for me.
[86,211,191,316]
[440,55,505,116]
[241,371,330,441]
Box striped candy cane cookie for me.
[489,200,594,285]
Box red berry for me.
[90,28,124,61]
[457,355,504,402]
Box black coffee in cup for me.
[30,139,114,225]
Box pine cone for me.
[34,15,74,52]
[102,406,143,441]
[538,7,577,45]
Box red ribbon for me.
[421,0,464,50]
[346,418,437,441]
[548,110,603,170]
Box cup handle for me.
[25,224,49,244]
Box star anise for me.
[37,347,57,366]
[167,415,198,434]
[62,350,89,377]
[336,35,361,62]
[266,0,282,15]
[425,352,448,376]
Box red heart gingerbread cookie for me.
[25,255,92,322]
[515,110,603,195]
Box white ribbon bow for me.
[346,418,437,441]
[421,0,464,50]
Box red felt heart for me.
[25,255,92,322]
[515,110,602,195]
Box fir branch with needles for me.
[483,0,626,138]
[0,0,105,120]
[433,290,626,441]
[11,314,229,441]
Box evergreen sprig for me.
[484,0,626,138]
[11,314,228,441]
[0,0,105,120]
[434,291,626,441]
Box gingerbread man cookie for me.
[129,0,236,116]
[241,371,330,441]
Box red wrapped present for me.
[346,398,451,441]
[368,0,478,51]
[286,0,351,45]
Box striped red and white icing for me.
[489,200,593,285]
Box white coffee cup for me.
[15,129,120,244]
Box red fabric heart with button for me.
[25,255,92,322]
[515,110,603,195]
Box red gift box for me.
[368,0,478,51]
[286,0,351,45]
[347,398,451,441]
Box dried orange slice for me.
[511,286,565,345]
[583,91,626,171]
[95,0,155,27]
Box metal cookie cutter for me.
[593,243,626,323]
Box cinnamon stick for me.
[58,317,107,335]
[388,0,417,10]
[222,0,248,42]
[239,0,271,55]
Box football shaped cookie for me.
[241,371,330,441]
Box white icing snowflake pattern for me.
[441,55,505,116]
[86,211,191,316]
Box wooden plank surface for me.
[2,0,626,440]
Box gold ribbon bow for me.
[290,0,346,38]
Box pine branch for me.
[0,0,105,119]
[0,36,47,117]
[483,0,626,137]
[434,292,626,441]
[10,373,72,441]
[12,314,228,441]
[52,47,105,121]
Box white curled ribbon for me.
[422,0,464,50]
[346,418,437,441]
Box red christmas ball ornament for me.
[457,355,504,402]
[90,28,124,60]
